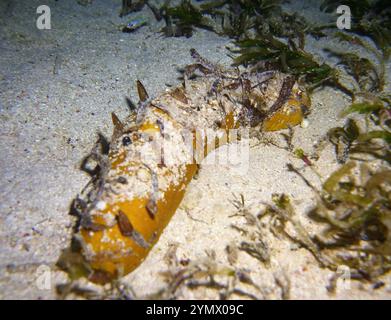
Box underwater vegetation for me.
[325,32,390,93]
[152,249,262,300]
[117,1,388,96]
[127,0,344,93]
[314,162,391,286]
[160,0,216,37]
[317,0,391,137]
[225,0,391,290]
[58,243,289,300]
[230,1,391,94]
[120,0,147,17]
[230,36,339,92]
[198,0,287,39]
[328,108,391,165]
[325,27,390,166]
[314,3,390,286]
[314,162,390,246]
[266,169,391,288]
[321,0,391,56]
[120,0,216,37]
[119,1,325,42]
[286,19,390,285]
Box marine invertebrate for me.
[59,49,311,284]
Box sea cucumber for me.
[61,49,311,283]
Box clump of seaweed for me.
[144,193,294,300]
[160,0,215,37]
[120,0,147,17]
[268,161,391,287]
[120,0,167,21]
[201,0,285,39]
[259,78,391,284]
[323,23,390,165]
[149,0,326,44]
[325,33,389,93]
[328,117,390,165]
[320,0,390,98]
[230,36,343,92]
[303,5,391,285]
[208,0,336,90]
[326,74,390,164]
[150,249,262,300]
[207,0,390,97]
[311,162,391,283]
[263,193,332,267]
[151,244,291,299]
[203,0,326,44]
[119,0,221,37]
[230,194,271,267]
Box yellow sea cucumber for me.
[60,49,311,283]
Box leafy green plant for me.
[160,0,215,37]
[328,117,390,164]
[326,32,389,93]
[120,0,147,17]
[310,162,391,282]
[265,162,391,285]
[230,36,343,91]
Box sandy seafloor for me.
[0,0,390,299]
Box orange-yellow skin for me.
[80,113,236,283]
[263,90,311,131]
[78,85,311,284]
[81,166,197,281]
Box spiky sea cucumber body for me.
[67,50,310,283]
